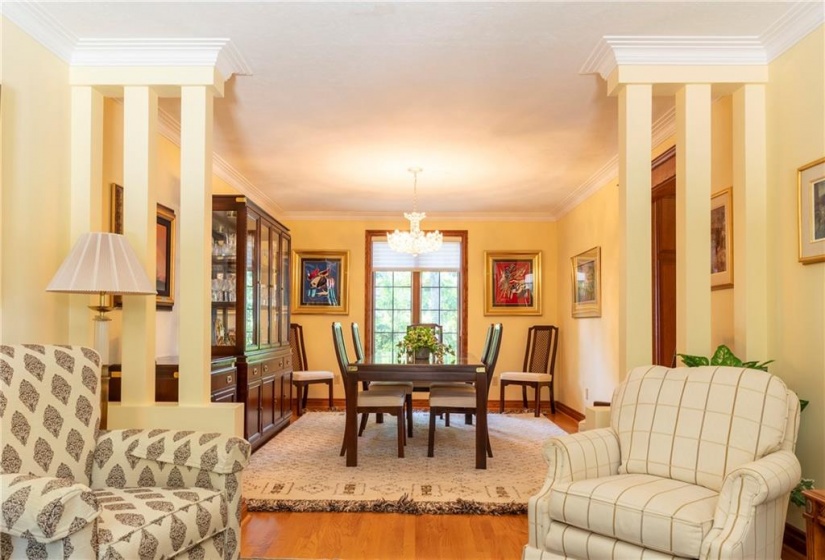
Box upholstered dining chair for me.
[427,323,503,458]
[351,321,414,437]
[290,322,334,416]
[332,322,407,458]
[524,365,801,560]
[0,345,250,560]
[499,324,559,416]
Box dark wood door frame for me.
[651,147,677,366]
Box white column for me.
[69,87,104,349]
[733,84,768,360]
[120,86,157,406]
[618,84,653,375]
[675,84,712,357]
[179,86,214,405]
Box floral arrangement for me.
[396,326,454,363]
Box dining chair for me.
[290,323,335,416]
[498,325,559,416]
[351,321,414,437]
[332,322,407,458]
[427,323,503,458]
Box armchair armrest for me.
[0,473,98,543]
[703,450,802,559]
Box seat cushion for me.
[292,370,334,381]
[500,371,551,382]
[94,486,227,559]
[548,474,717,558]
[429,386,476,409]
[357,389,405,407]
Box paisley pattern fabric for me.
[0,345,249,560]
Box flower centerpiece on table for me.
[396,326,454,364]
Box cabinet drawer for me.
[211,369,237,393]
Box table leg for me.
[476,369,487,469]
[345,371,358,467]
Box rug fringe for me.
[245,496,527,516]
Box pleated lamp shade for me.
[47,232,156,295]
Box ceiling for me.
[14,2,811,220]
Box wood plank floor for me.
[239,403,804,559]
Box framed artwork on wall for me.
[711,188,734,289]
[292,250,350,314]
[798,157,825,264]
[483,251,541,315]
[110,183,176,309]
[571,246,601,318]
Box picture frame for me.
[110,183,176,309]
[483,251,541,315]
[292,250,349,314]
[571,246,601,318]
[711,188,734,289]
[797,157,825,265]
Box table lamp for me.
[47,231,156,364]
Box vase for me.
[414,348,431,364]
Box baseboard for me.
[554,401,585,422]
[783,522,806,556]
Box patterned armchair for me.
[524,365,801,560]
[1,345,251,559]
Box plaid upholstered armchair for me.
[524,365,801,560]
[0,345,250,559]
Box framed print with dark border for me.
[798,157,825,264]
[571,246,601,318]
[711,188,734,289]
[110,183,176,309]
[483,251,541,315]
[292,250,349,314]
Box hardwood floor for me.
[240,403,578,560]
[239,402,804,559]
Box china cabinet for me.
[212,195,293,451]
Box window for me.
[366,231,468,361]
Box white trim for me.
[762,1,825,62]
[0,0,76,63]
[283,211,556,222]
[212,153,286,220]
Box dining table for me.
[344,356,488,469]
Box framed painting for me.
[571,246,601,318]
[292,250,349,314]
[798,157,825,264]
[483,251,541,315]
[110,183,176,309]
[710,188,734,289]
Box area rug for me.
[243,411,566,515]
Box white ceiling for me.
[11,1,817,219]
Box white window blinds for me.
[372,237,462,271]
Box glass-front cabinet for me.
[211,195,292,451]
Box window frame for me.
[364,230,468,359]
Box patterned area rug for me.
[243,411,566,515]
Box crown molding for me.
[283,211,556,223]
[211,154,287,220]
[72,38,252,80]
[581,36,767,79]
[762,1,825,62]
[0,0,76,62]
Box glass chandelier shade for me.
[387,168,443,256]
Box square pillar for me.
[618,84,653,374]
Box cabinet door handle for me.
[252,368,259,376]
[263,364,269,373]
[226,375,233,384]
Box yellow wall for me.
[1,19,72,343]
[766,24,825,527]
[284,218,558,402]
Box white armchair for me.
[0,344,251,559]
[524,365,801,560]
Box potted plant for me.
[396,326,454,364]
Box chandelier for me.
[387,167,443,256]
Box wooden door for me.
[652,148,677,366]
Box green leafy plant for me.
[678,344,812,506]
[396,326,454,363]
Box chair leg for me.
[464,413,472,425]
[406,394,414,438]
[549,382,556,414]
[427,409,437,457]
[445,412,450,427]
[500,381,506,413]
[486,432,493,458]
[328,381,334,410]
[522,385,528,408]
[376,413,384,424]
[534,383,541,417]
[339,436,347,457]
[302,385,309,410]
[358,412,369,436]
[294,384,303,416]
[397,409,405,458]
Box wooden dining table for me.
[344,356,488,469]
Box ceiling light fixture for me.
[387,167,443,256]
